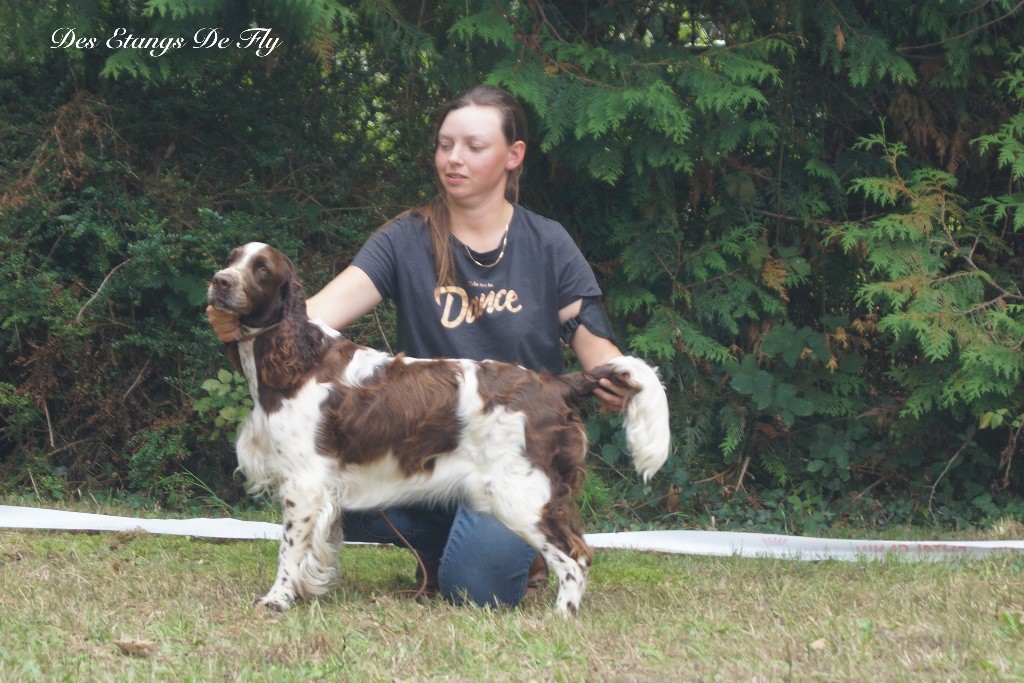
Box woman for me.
[208,86,627,607]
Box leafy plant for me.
[193,369,253,444]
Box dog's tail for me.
[563,356,671,482]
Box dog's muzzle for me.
[207,269,249,314]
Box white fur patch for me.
[606,355,671,482]
[342,348,392,387]
[310,318,342,339]
[242,241,269,256]
[227,242,270,280]
[237,339,261,406]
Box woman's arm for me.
[306,265,383,330]
[206,265,382,342]
[561,299,628,411]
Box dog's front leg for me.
[256,487,340,611]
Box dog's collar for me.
[236,321,282,343]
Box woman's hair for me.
[412,86,529,287]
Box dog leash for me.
[377,509,432,601]
[235,321,282,343]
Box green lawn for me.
[2,524,1023,681]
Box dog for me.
[207,242,670,614]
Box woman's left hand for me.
[566,313,629,412]
[594,376,628,412]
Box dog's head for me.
[209,243,320,388]
[208,242,301,328]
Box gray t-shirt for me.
[351,204,601,374]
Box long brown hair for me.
[411,86,529,287]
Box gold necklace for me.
[464,222,510,268]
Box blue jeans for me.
[341,504,536,607]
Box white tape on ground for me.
[2,505,1023,561]
[584,529,1024,561]
[0,505,281,540]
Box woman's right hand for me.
[207,305,241,342]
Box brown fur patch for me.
[315,357,463,473]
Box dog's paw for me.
[254,593,293,612]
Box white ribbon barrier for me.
[584,529,1024,561]
[2,505,1023,561]
[0,505,282,540]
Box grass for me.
[2,518,1024,681]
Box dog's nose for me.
[212,272,232,289]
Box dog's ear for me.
[260,262,321,389]
[225,343,242,373]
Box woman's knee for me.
[438,507,535,607]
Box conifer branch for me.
[899,0,1024,52]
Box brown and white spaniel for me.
[207,242,670,614]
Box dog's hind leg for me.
[511,420,594,615]
[538,434,594,615]
[467,408,591,614]
[482,469,590,616]
[536,497,593,616]
[490,509,589,615]
[256,485,340,611]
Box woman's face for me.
[435,104,524,206]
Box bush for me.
[2,1,1023,529]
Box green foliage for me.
[0,2,427,502]
[0,381,40,449]
[827,128,1024,428]
[193,369,252,443]
[2,0,1024,530]
[729,356,813,427]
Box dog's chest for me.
[239,340,327,457]
[238,339,261,400]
